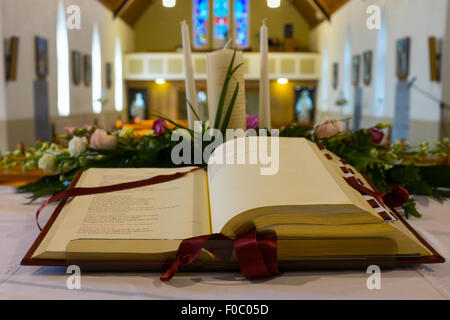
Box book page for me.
[44,167,210,254]
[207,137,375,235]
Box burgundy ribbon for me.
[234,229,279,278]
[160,233,231,281]
[345,177,410,210]
[382,185,410,208]
[35,167,203,231]
[160,228,279,281]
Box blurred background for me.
[0,0,449,153]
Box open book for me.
[23,137,444,268]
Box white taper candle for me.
[259,19,271,130]
[181,20,200,129]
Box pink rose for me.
[246,115,259,130]
[152,118,168,136]
[316,122,337,139]
[315,117,345,139]
[64,127,76,135]
[369,128,385,144]
[90,129,117,150]
[83,124,94,132]
[334,120,345,133]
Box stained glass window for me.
[193,0,209,49]
[213,0,230,48]
[192,0,249,50]
[234,0,249,49]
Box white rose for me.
[38,152,56,172]
[68,136,88,157]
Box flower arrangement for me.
[1,118,448,218]
[0,50,449,218]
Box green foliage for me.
[279,124,313,138]
[402,198,422,219]
[418,165,450,189]
[385,166,450,201]
[220,81,240,132]
[17,175,68,203]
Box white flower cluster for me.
[37,144,62,173]
[68,136,88,157]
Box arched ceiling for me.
[98,0,348,27]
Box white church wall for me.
[0,0,134,150]
[311,0,448,144]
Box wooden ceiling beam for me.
[98,0,153,26]
[292,0,349,27]
[311,0,331,21]
[118,0,153,26]
[113,0,131,17]
[98,0,128,13]
[315,0,349,16]
[292,0,321,27]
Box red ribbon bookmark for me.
[35,167,203,231]
[345,176,409,210]
[234,229,280,279]
[160,228,280,281]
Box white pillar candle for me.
[206,49,246,130]
[181,20,200,129]
[259,19,271,129]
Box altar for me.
[0,186,449,300]
[1,0,450,305]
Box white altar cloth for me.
[0,187,449,300]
